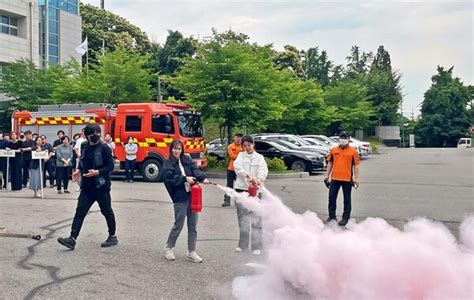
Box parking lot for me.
[0,147,473,299]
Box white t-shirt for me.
[73,137,87,156]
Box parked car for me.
[301,135,338,147]
[329,136,368,156]
[300,137,332,149]
[207,138,227,150]
[254,140,326,173]
[208,144,227,160]
[253,134,329,156]
[457,138,472,148]
[350,137,373,154]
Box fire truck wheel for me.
[141,159,162,182]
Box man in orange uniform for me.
[323,131,360,226]
[222,133,243,207]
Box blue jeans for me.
[166,200,198,251]
[125,159,136,181]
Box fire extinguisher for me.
[190,183,203,213]
[248,183,258,197]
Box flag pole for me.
[86,36,89,81]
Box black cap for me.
[235,132,243,137]
[339,131,350,138]
[241,135,254,144]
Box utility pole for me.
[157,76,163,102]
[101,0,105,56]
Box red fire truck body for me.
[12,103,207,181]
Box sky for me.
[81,0,473,118]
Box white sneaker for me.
[164,247,176,261]
[252,249,261,256]
[235,247,243,253]
[187,251,203,263]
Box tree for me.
[323,79,375,133]
[146,30,198,99]
[273,45,305,79]
[304,47,334,88]
[345,45,373,78]
[53,49,152,104]
[80,3,152,66]
[266,79,330,134]
[415,66,471,147]
[169,40,287,142]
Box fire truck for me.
[12,103,207,182]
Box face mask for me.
[88,134,100,143]
[340,139,349,146]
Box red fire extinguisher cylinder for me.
[190,183,202,213]
[248,183,258,197]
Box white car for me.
[301,135,338,147]
[457,138,472,148]
[330,136,369,157]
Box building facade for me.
[0,0,82,69]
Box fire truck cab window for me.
[152,115,174,134]
[125,116,142,132]
[177,114,203,138]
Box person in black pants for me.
[7,132,23,191]
[40,135,55,188]
[21,130,35,188]
[323,131,361,226]
[0,133,8,189]
[57,124,117,250]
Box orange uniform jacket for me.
[326,146,360,182]
[227,143,243,171]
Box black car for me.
[254,140,325,173]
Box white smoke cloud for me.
[228,187,474,300]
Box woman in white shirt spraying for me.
[233,135,268,256]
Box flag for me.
[75,37,88,56]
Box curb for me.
[204,172,309,179]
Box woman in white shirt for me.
[233,135,268,256]
[125,136,138,183]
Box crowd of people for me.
[0,129,128,197]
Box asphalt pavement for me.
[0,147,472,299]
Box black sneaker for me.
[221,201,230,207]
[57,237,76,250]
[325,217,337,224]
[338,219,349,226]
[101,236,118,248]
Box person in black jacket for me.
[163,139,209,263]
[57,123,117,250]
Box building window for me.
[59,0,78,15]
[1,15,19,37]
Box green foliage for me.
[415,66,471,147]
[146,30,198,100]
[53,49,152,104]
[324,80,375,132]
[0,59,52,110]
[169,37,286,142]
[265,157,288,172]
[273,45,305,79]
[206,155,228,170]
[304,47,334,88]
[80,3,152,66]
[266,79,330,134]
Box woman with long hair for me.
[163,139,209,263]
[29,136,44,198]
[6,132,23,191]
